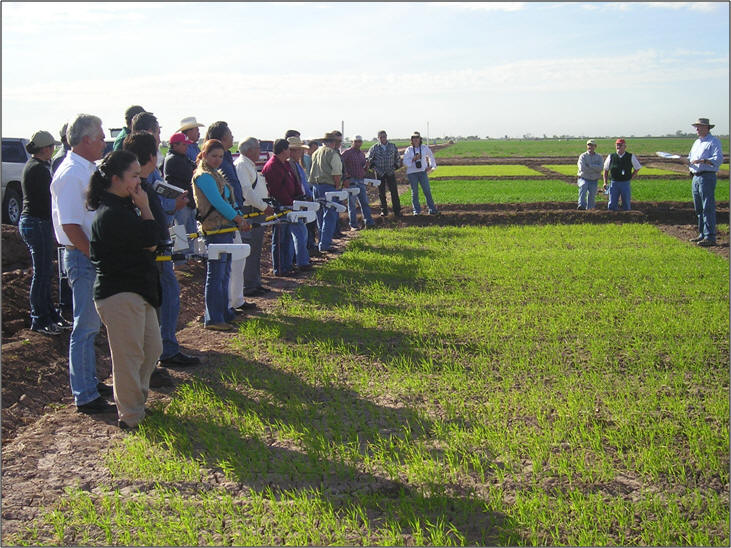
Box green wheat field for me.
[9,224,728,547]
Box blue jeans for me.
[65,248,102,405]
[157,260,180,360]
[204,232,235,325]
[290,222,310,266]
[577,178,598,209]
[314,183,338,251]
[692,172,717,241]
[608,179,631,211]
[272,223,293,275]
[18,216,62,329]
[347,180,374,228]
[407,171,438,214]
[173,206,197,259]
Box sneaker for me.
[76,396,116,414]
[697,239,717,247]
[149,368,174,388]
[204,322,235,332]
[159,352,201,368]
[689,235,705,242]
[350,226,361,231]
[31,324,63,336]
[55,317,73,330]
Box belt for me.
[691,171,714,176]
[64,245,77,251]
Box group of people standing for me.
[18,109,720,431]
[20,104,441,430]
[575,117,723,247]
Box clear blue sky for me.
[2,2,728,142]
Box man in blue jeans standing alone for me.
[51,114,114,414]
[686,117,723,247]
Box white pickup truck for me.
[2,137,29,225]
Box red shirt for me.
[341,147,366,180]
[262,156,298,206]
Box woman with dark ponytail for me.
[88,150,162,430]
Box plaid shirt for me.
[366,142,400,176]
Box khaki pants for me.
[95,292,162,427]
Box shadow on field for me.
[138,350,518,545]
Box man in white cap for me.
[178,116,204,163]
[576,139,603,210]
[686,117,723,247]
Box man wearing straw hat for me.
[310,131,345,253]
[686,117,723,247]
[178,116,205,163]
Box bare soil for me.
[1,178,728,541]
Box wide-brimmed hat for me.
[179,116,204,132]
[169,132,193,146]
[321,131,342,142]
[691,117,715,129]
[286,136,308,149]
[26,130,55,153]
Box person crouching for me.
[87,151,162,430]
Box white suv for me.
[2,137,30,225]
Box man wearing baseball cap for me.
[686,118,723,246]
[576,139,603,210]
[602,138,642,211]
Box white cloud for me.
[430,2,527,12]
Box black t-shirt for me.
[20,157,53,219]
[90,192,161,307]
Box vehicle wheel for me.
[3,186,22,225]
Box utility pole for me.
[341,120,344,139]
[427,121,430,146]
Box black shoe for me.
[697,239,717,247]
[308,249,322,257]
[76,396,116,414]
[298,264,313,271]
[55,317,73,330]
[118,420,138,431]
[31,324,63,336]
[149,368,173,388]
[235,301,258,312]
[159,352,201,368]
[97,382,113,397]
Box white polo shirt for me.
[234,154,270,212]
[50,151,98,245]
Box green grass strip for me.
[415,178,729,204]
[435,137,730,158]
[543,165,680,176]
[431,165,542,178]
